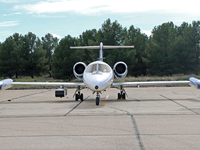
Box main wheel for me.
[96,97,99,106]
[80,94,83,101]
[122,93,126,99]
[118,93,121,99]
[75,94,78,101]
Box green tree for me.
[51,35,80,80]
[79,29,98,64]
[0,37,20,78]
[42,33,59,77]
[10,33,23,78]
[173,21,200,74]
[97,19,128,68]
[20,32,48,78]
[125,25,148,76]
[146,22,177,76]
[97,18,125,45]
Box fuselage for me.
[83,61,114,91]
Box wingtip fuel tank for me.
[189,77,200,89]
[0,79,13,90]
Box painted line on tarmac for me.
[87,95,109,107]
[101,95,109,106]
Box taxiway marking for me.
[101,95,109,106]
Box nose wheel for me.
[96,92,101,106]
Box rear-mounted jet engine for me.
[73,62,87,79]
[113,61,128,79]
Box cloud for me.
[32,14,65,18]
[142,30,152,36]
[51,33,61,39]
[14,0,200,15]
[0,0,18,3]
[0,21,19,27]
[3,12,21,16]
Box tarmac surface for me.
[1,87,200,150]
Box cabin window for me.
[86,64,97,73]
[86,64,111,73]
[98,64,111,72]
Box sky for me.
[1,0,200,42]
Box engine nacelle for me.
[0,79,13,90]
[113,62,128,79]
[73,62,87,80]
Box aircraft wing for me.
[0,79,85,90]
[11,82,85,86]
[112,81,190,87]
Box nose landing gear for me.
[96,92,101,106]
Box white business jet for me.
[0,42,199,105]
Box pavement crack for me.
[131,115,145,150]
[1,90,52,103]
[108,107,145,150]
[64,96,90,116]
[160,94,199,115]
[108,107,130,115]
[64,101,83,116]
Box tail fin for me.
[70,42,134,61]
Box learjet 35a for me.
[0,42,199,105]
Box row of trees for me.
[0,19,200,79]
[0,33,58,78]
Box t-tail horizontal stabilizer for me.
[70,45,135,49]
[70,42,134,62]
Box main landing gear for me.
[74,86,83,101]
[118,86,127,100]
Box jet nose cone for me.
[95,85,99,89]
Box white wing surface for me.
[12,82,85,87]
[112,81,190,87]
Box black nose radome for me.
[95,86,99,89]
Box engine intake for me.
[73,62,87,79]
[113,62,128,79]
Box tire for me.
[75,94,78,101]
[80,94,83,101]
[118,93,121,99]
[96,97,99,106]
[122,93,126,99]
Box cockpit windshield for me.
[86,63,111,73]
